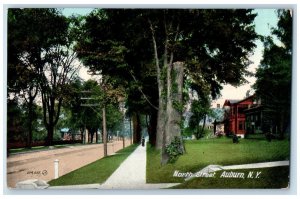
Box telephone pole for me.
[81,91,108,157]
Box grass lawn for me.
[48,144,138,186]
[147,137,290,188]
[172,166,289,189]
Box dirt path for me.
[6,139,131,188]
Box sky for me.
[62,8,279,106]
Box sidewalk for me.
[49,142,179,189]
[98,143,179,189]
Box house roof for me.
[228,99,240,104]
[223,99,240,107]
[236,94,256,104]
[223,94,256,107]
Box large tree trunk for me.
[132,112,142,144]
[129,116,132,144]
[46,125,54,146]
[102,107,107,157]
[155,97,166,149]
[45,97,55,146]
[149,19,166,150]
[90,129,95,143]
[80,127,84,143]
[26,98,33,148]
[161,61,184,164]
[43,94,62,146]
[148,110,158,146]
[96,129,99,143]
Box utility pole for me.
[81,90,108,157]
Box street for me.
[6,139,131,188]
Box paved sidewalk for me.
[98,143,179,189]
[49,143,179,189]
[221,160,289,170]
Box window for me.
[217,104,220,108]
[239,121,244,130]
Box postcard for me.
[5,7,292,190]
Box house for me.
[223,95,255,138]
[244,98,264,135]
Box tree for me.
[189,97,212,139]
[146,9,257,163]
[74,9,158,145]
[254,10,292,138]
[40,45,79,146]
[7,99,26,146]
[7,8,74,147]
[62,78,86,141]
[74,9,258,164]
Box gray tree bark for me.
[161,61,184,164]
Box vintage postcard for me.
[5,6,293,191]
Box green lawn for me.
[173,166,289,189]
[147,137,290,188]
[48,144,138,186]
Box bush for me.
[165,136,184,163]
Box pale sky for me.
[62,8,279,106]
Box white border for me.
[1,0,299,198]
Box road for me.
[6,139,131,188]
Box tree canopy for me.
[254,10,292,138]
[73,9,258,163]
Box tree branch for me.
[129,70,159,111]
[148,19,161,83]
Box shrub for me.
[165,136,184,163]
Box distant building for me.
[223,95,255,138]
[244,98,264,135]
[221,93,289,138]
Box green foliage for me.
[189,97,212,139]
[64,79,123,139]
[7,99,26,143]
[105,104,123,133]
[254,10,292,137]
[172,100,184,113]
[183,9,258,99]
[182,127,193,138]
[73,9,258,154]
[7,99,47,143]
[165,136,184,163]
[8,8,79,146]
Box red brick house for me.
[223,95,255,138]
